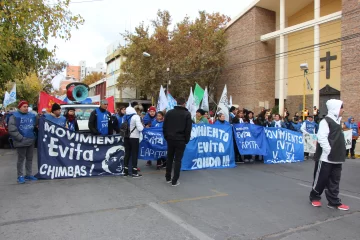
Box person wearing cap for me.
[88,99,116,135]
[301,115,317,160]
[8,100,38,184]
[41,108,47,115]
[64,107,79,132]
[44,103,67,128]
[143,106,157,127]
[195,109,209,124]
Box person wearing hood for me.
[143,106,157,127]
[88,99,116,135]
[310,99,349,211]
[8,100,38,184]
[214,113,230,125]
[195,109,209,124]
[301,115,317,160]
[343,116,359,159]
[44,103,67,128]
[65,107,79,132]
[123,106,144,177]
[270,114,286,128]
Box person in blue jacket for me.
[143,106,157,128]
[150,111,166,169]
[116,106,126,128]
[44,103,67,128]
[344,116,359,159]
[214,113,230,125]
[301,115,317,160]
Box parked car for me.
[60,104,99,132]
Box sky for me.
[49,0,254,89]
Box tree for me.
[39,60,68,93]
[117,10,230,99]
[0,0,84,88]
[82,72,106,86]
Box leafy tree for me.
[0,0,84,88]
[39,60,68,93]
[117,10,230,99]
[82,72,106,86]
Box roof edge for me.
[225,0,260,30]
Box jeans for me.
[17,144,34,177]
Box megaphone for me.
[66,83,89,102]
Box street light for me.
[300,63,309,120]
[143,52,151,57]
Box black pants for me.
[310,161,342,206]
[124,138,139,174]
[346,139,357,157]
[166,140,186,184]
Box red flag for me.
[106,96,115,113]
[38,92,65,113]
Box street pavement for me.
[0,149,360,240]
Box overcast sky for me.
[49,0,254,88]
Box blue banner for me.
[181,124,235,170]
[263,128,304,164]
[36,118,125,179]
[233,123,267,156]
[139,127,167,160]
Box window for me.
[61,106,97,120]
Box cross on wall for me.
[320,51,337,79]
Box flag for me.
[38,92,65,113]
[167,92,177,110]
[193,83,205,108]
[186,87,197,120]
[229,95,233,108]
[200,87,209,111]
[3,91,10,107]
[217,85,229,121]
[106,96,115,113]
[3,84,16,107]
[157,85,168,112]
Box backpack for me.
[120,114,136,138]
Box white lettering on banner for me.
[144,134,163,145]
[197,141,225,153]
[140,147,167,158]
[191,155,230,169]
[47,137,93,161]
[190,125,229,142]
[264,128,303,144]
[237,131,251,138]
[241,141,259,149]
[39,164,87,179]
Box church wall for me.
[219,7,276,113]
[341,0,360,122]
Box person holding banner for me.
[163,97,192,186]
[344,117,359,159]
[44,103,67,128]
[214,113,230,125]
[143,106,157,128]
[88,99,115,135]
[270,114,286,128]
[310,99,349,211]
[8,100,38,184]
[151,111,166,169]
[195,109,209,124]
[64,107,79,132]
[115,107,126,127]
[301,116,317,160]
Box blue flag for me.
[139,127,167,160]
[233,123,267,155]
[181,124,235,170]
[263,127,304,164]
[167,93,177,110]
[36,118,125,179]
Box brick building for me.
[66,66,81,81]
[220,0,360,121]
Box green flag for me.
[193,83,205,108]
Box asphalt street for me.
[1,149,360,240]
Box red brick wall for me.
[66,66,81,81]
[341,0,360,122]
[218,7,276,114]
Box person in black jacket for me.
[88,100,119,135]
[163,97,192,187]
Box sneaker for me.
[328,204,349,211]
[311,200,322,207]
[132,173,142,178]
[172,181,180,187]
[25,175,38,181]
[124,168,129,177]
[166,179,172,183]
[146,161,152,166]
[17,176,25,184]
[351,156,356,159]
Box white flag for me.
[3,91,10,107]
[229,95,233,108]
[186,87,197,120]
[157,85,168,112]
[217,85,229,121]
[4,84,16,107]
[200,87,209,111]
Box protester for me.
[163,97,192,186]
[8,100,37,184]
[229,106,237,123]
[143,106,157,127]
[264,115,273,127]
[313,106,320,123]
[44,103,67,128]
[344,117,359,159]
[64,107,79,132]
[214,113,230,125]
[271,114,286,128]
[283,108,290,121]
[204,111,213,124]
[150,111,166,169]
[195,109,209,124]
[116,106,126,128]
[293,112,300,122]
[88,99,117,135]
[123,106,144,177]
[310,99,349,211]
[247,111,255,124]
[301,116,317,160]
[232,110,245,124]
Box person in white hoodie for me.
[310,99,349,211]
[123,106,144,178]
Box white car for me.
[60,104,99,131]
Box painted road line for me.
[160,189,228,204]
[298,183,360,200]
[148,202,214,240]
